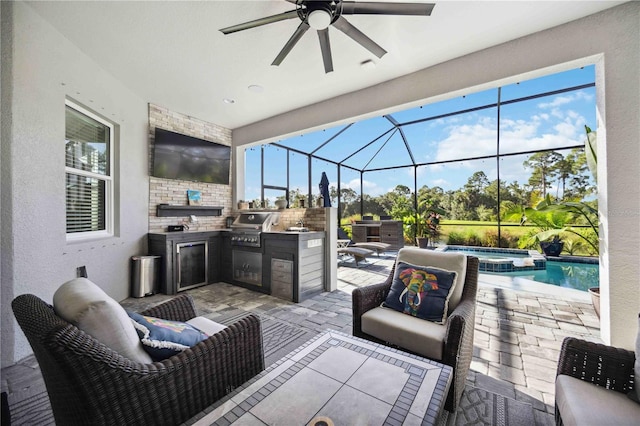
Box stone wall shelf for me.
[156,204,224,217]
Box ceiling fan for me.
[220,0,435,73]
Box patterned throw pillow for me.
[383,261,458,324]
[127,311,208,361]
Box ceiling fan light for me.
[308,10,331,30]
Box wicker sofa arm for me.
[557,337,635,394]
[352,279,392,314]
[443,297,475,358]
[139,293,197,322]
[352,277,392,335]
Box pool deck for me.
[338,254,600,424]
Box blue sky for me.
[245,65,596,203]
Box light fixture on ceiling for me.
[360,59,376,70]
[223,98,235,104]
[307,2,333,30]
[248,84,264,93]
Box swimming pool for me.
[504,261,599,292]
[441,246,547,273]
[441,246,599,291]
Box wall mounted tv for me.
[152,128,231,185]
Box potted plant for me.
[415,201,444,248]
[539,235,564,257]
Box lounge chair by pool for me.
[337,227,391,255]
[337,246,374,267]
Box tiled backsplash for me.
[268,207,328,232]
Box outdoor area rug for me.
[440,385,538,426]
[212,309,318,365]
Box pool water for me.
[441,246,598,291]
[501,261,599,292]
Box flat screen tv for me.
[152,128,231,185]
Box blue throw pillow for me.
[383,261,458,324]
[127,311,208,361]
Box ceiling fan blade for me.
[333,16,386,58]
[272,21,310,66]
[318,28,334,73]
[341,2,435,16]
[220,10,299,34]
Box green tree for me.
[334,187,358,218]
[505,181,530,207]
[417,185,445,214]
[523,151,563,198]
[564,148,592,199]
[462,171,494,216]
[388,185,414,220]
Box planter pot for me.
[588,287,600,319]
[416,237,429,249]
[237,202,249,210]
[540,241,564,257]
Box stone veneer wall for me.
[267,207,328,232]
[148,104,233,233]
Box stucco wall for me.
[1,2,150,365]
[233,3,640,348]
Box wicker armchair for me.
[12,293,265,426]
[352,252,479,412]
[555,337,638,425]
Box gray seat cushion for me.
[556,374,640,426]
[352,242,391,253]
[361,306,446,360]
[338,247,374,260]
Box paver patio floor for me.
[2,252,601,425]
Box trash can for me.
[131,255,160,298]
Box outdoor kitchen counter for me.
[149,230,325,302]
[262,231,325,303]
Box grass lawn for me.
[440,220,532,239]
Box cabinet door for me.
[380,221,403,250]
[208,235,221,283]
[352,225,366,243]
[270,257,294,301]
[220,234,233,283]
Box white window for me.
[65,100,114,240]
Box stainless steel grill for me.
[229,212,278,248]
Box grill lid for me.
[231,212,277,232]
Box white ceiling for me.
[27,0,624,129]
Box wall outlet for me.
[76,266,87,278]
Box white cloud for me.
[538,95,573,109]
[430,178,449,187]
[554,121,577,139]
[337,178,387,197]
[433,121,498,161]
